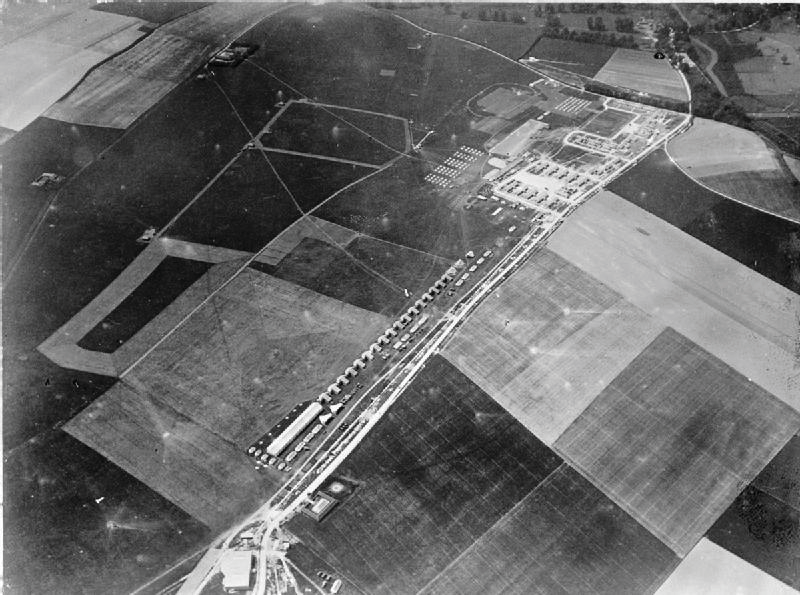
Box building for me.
[353,359,366,369]
[344,366,358,378]
[361,350,374,361]
[336,375,350,386]
[220,550,253,592]
[317,392,331,403]
[265,401,324,457]
[370,342,382,353]
[327,383,341,395]
[489,119,549,159]
[302,493,338,521]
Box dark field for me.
[286,356,563,595]
[78,257,211,353]
[318,157,514,260]
[165,150,371,253]
[608,148,800,294]
[2,117,122,268]
[262,101,406,164]
[4,430,209,595]
[528,37,616,77]
[708,434,800,590]
[582,108,633,137]
[555,328,800,557]
[271,235,449,317]
[255,4,535,128]
[420,465,680,595]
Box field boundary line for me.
[257,146,382,169]
[664,138,800,225]
[415,462,568,595]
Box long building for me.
[266,401,324,457]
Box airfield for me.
[4,2,800,594]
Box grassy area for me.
[317,156,522,261]
[271,235,448,317]
[166,151,371,252]
[4,431,209,594]
[527,37,617,77]
[286,355,563,595]
[92,2,208,24]
[262,101,406,164]
[78,257,211,353]
[582,107,634,137]
[555,327,800,556]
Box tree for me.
[460,9,469,19]
[478,8,488,21]
[587,16,595,30]
[595,16,606,31]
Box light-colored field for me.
[45,4,280,128]
[253,215,360,266]
[667,118,800,222]
[669,117,780,176]
[786,154,800,182]
[0,8,146,130]
[120,268,388,445]
[443,250,665,446]
[548,190,800,410]
[476,86,539,119]
[594,48,688,102]
[65,380,279,530]
[655,538,798,595]
[736,31,800,96]
[555,328,800,557]
[67,268,388,527]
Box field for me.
[593,48,688,101]
[67,269,389,528]
[548,190,800,410]
[443,249,664,446]
[527,37,617,78]
[286,355,564,595]
[272,235,449,317]
[667,118,800,222]
[0,7,146,130]
[165,150,373,252]
[420,465,679,595]
[261,101,407,165]
[707,434,800,590]
[606,148,800,295]
[581,107,634,137]
[654,538,796,595]
[385,6,542,58]
[474,85,541,119]
[555,328,800,556]
[45,4,279,128]
[78,257,211,353]
[317,157,512,260]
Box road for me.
[691,36,729,97]
[171,20,693,595]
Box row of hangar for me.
[246,264,460,464]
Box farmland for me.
[443,249,664,446]
[581,107,634,137]
[667,117,800,222]
[707,434,800,590]
[527,37,617,77]
[607,148,800,295]
[0,7,147,131]
[286,356,563,595]
[67,269,389,528]
[45,4,280,129]
[549,191,800,409]
[555,328,800,556]
[593,48,688,101]
[261,101,407,165]
[420,465,679,595]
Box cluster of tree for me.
[474,8,526,24]
[533,3,633,16]
[584,80,689,113]
[613,17,636,33]
[542,18,638,49]
[586,16,606,31]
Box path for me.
[691,36,729,97]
